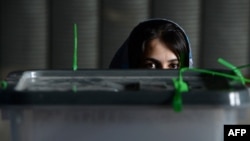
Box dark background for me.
[1,0,250,79]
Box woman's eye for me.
[144,63,157,69]
[169,64,179,69]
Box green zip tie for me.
[217,58,245,85]
[180,68,250,84]
[172,78,188,112]
[73,23,78,71]
[1,80,8,90]
[172,66,250,112]
[72,85,78,93]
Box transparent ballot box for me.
[0,70,250,141]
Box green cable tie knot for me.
[172,78,189,112]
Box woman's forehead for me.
[143,38,178,61]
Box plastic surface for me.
[0,69,250,141]
[0,105,250,141]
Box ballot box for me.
[0,69,250,141]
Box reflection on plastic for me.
[229,92,241,106]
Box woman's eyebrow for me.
[167,59,179,63]
[144,58,179,64]
[143,58,161,64]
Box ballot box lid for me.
[0,69,249,106]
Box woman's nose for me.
[161,63,169,69]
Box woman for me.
[109,18,193,69]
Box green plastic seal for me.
[1,80,8,90]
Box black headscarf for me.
[109,18,193,69]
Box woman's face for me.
[141,38,179,69]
